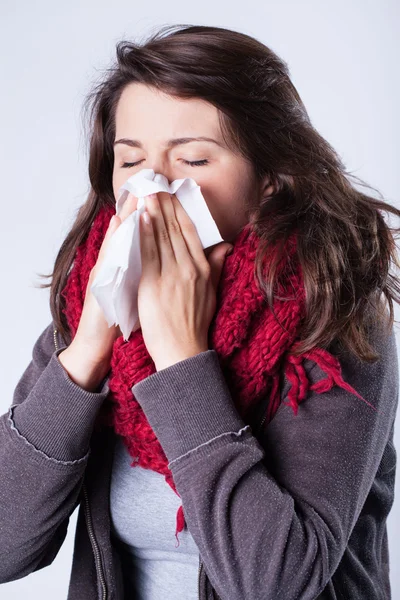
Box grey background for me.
[0,0,399,597]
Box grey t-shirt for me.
[110,435,200,599]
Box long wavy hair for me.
[37,23,400,362]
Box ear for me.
[260,175,275,198]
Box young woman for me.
[1,24,399,600]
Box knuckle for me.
[183,265,200,281]
[166,217,181,235]
[150,247,158,261]
[145,246,158,262]
[159,227,170,243]
[184,220,197,234]
[202,262,211,278]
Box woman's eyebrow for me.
[113,136,226,149]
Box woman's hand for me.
[66,195,139,367]
[57,211,126,391]
[138,191,233,371]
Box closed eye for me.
[121,159,209,168]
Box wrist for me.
[155,345,208,372]
[58,345,110,392]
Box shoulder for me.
[280,311,398,408]
[312,315,398,405]
[270,313,399,449]
[261,315,398,495]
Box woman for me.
[1,23,399,600]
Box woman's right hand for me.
[58,193,141,390]
[74,192,142,362]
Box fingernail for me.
[226,246,234,256]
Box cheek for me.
[201,172,255,240]
[112,170,129,201]
[201,190,243,242]
[204,179,247,221]
[205,163,254,208]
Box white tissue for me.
[90,168,224,341]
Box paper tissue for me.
[90,168,224,341]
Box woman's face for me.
[112,83,271,248]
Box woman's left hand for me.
[137,191,233,372]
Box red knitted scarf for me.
[61,205,373,545]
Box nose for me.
[148,160,174,185]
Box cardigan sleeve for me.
[0,321,109,583]
[131,323,399,600]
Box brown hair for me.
[37,23,400,361]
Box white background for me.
[1,0,399,597]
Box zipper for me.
[198,557,222,600]
[198,556,203,599]
[53,327,108,600]
[255,400,268,437]
[82,482,108,600]
[53,328,59,352]
[258,411,267,434]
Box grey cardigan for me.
[0,318,398,599]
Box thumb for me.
[207,243,234,291]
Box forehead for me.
[114,82,221,140]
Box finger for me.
[207,244,233,292]
[170,193,209,270]
[139,208,160,278]
[145,192,176,267]
[118,192,138,222]
[97,214,120,265]
[156,191,195,269]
